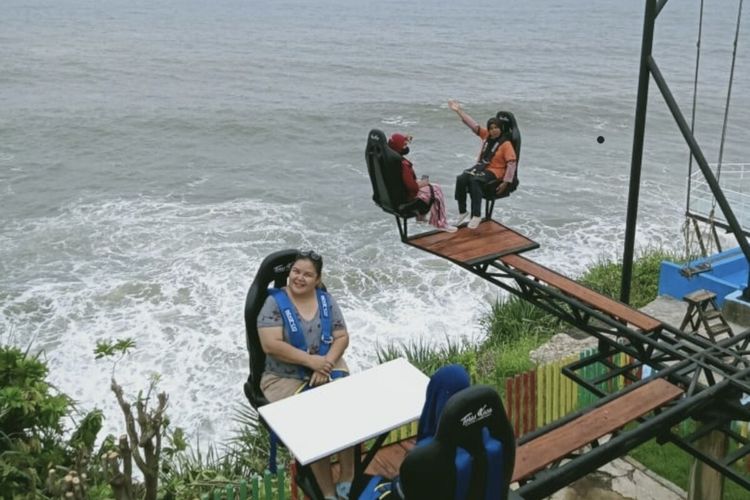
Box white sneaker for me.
[467,216,481,229]
[437,225,458,233]
[455,212,469,225]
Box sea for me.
[2,0,749,448]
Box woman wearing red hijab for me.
[388,132,457,233]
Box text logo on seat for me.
[460,405,493,427]
[284,310,298,332]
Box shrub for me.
[0,345,102,498]
[479,294,559,349]
[376,336,479,381]
[579,247,684,308]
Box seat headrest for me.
[400,385,516,500]
[365,128,410,215]
[435,385,509,449]
[243,249,299,408]
[418,364,472,441]
[495,111,521,161]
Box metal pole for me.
[621,0,657,304]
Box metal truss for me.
[455,257,750,496]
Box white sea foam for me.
[0,188,688,447]
[0,196,498,446]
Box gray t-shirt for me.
[257,290,347,379]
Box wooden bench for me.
[362,380,683,488]
[500,254,662,333]
[511,378,684,482]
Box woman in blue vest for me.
[257,250,354,500]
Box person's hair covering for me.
[416,364,471,442]
[388,133,409,154]
[486,117,502,130]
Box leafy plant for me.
[94,338,136,378]
[376,336,479,381]
[480,295,559,346]
[0,345,103,498]
[95,338,171,500]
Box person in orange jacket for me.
[449,99,517,229]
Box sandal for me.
[336,481,352,500]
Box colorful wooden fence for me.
[200,470,287,500]
[504,349,637,438]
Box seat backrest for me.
[496,111,521,162]
[417,364,471,442]
[243,249,299,409]
[365,129,426,218]
[496,111,521,189]
[399,385,516,500]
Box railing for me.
[687,163,750,233]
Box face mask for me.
[401,146,410,155]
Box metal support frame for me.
[452,257,750,496]
[621,0,750,303]
[485,197,497,221]
[477,259,750,393]
[666,417,750,491]
[394,214,408,241]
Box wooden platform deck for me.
[406,220,539,266]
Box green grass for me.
[376,336,480,382]
[480,295,559,346]
[578,247,684,307]
[630,438,749,499]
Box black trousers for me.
[455,170,496,217]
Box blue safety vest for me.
[267,287,333,356]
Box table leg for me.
[351,432,389,498]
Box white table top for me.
[258,357,430,465]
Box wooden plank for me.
[417,222,509,256]
[363,440,415,479]
[684,289,716,304]
[527,370,537,435]
[329,439,414,482]
[511,378,683,483]
[407,220,538,265]
[452,233,533,264]
[500,254,661,333]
